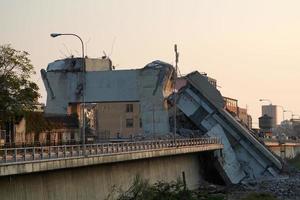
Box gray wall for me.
[43,70,139,114]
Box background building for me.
[95,102,143,139]
[224,97,238,116]
[223,97,252,129]
[262,105,278,128]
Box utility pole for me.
[152,103,155,137]
[173,44,179,145]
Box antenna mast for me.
[173,44,179,143]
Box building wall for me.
[24,129,80,145]
[96,102,143,139]
[238,107,247,123]
[223,97,238,115]
[42,70,139,115]
[14,118,26,144]
[237,107,252,129]
[138,67,173,135]
[247,115,252,129]
[262,105,278,128]
[42,60,174,136]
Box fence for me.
[0,137,221,165]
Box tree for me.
[0,44,40,120]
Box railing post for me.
[33,147,36,160]
[24,148,26,161]
[56,146,59,158]
[48,146,51,159]
[95,144,98,154]
[41,146,44,160]
[64,145,66,157]
[14,148,17,162]
[4,149,7,163]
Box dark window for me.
[126,119,134,128]
[46,132,51,144]
[139,118,142,128]
[126,104,133,112]
[71,131,75,140]
[58,133,62,142]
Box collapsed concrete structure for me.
[175,72,282,183]
[41,57,282,184]
[41,58,174,138]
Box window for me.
[70,131,75,141]
[139,118,143,128]
[126,104,133,112]
[126,118,134,128]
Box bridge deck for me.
[0,137,223,176]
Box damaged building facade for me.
[41,57,283,184]
[41,58,174,140]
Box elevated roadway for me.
[0,137,223,176]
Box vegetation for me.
[0,44,40,120]
[0,44,40,140]
[287,154,300,170]
[241,193,277,200]
[106,176,281,200]
[106,176,226,200]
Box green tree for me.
[0,44,40,120]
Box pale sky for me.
[1,0,300,126]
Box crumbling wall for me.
[41,59,175,137]
[137,61,174,135]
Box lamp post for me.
[259,99,276,127]
[283,110,293,120]
[50,33,84,58]
[292,114,300,119]
[259,99,272,105]
[173,44,179,146]
[50,33,86,155]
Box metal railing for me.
[0,137,221,165]
[263,138,300,144]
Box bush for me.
[106,176,197,200]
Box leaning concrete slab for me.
[176,71,282,183]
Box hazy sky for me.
[1,0,300,126]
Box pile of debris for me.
[199,170,300,200]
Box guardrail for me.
[263,138,300,144]
[0,137,221,165]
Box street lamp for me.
[292,114,300,119]
[259,99,272,105]
[50,33,84,58]
[50,33,86,155]
[283,110,293,120]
